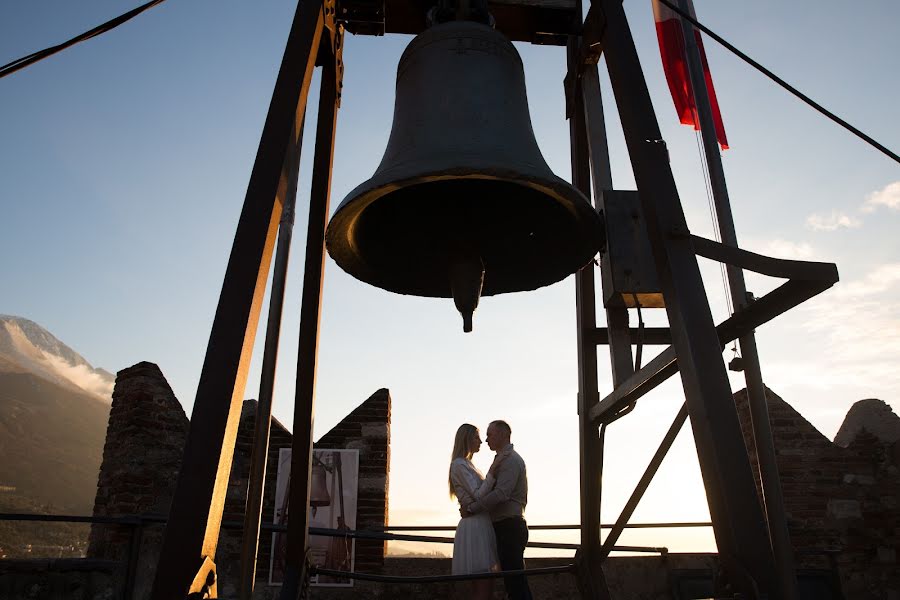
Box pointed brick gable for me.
[733,387,900,597]
[87,361,189,597]
[314,388,391,574]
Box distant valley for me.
[0,315,112,557]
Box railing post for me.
[124,518,143,600]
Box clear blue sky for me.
[2,0,898,554]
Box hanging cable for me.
[656,0,899,165]
[694,131,734,319]
[694,131,741,365]
[0,0,167,80]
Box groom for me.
[464,420,532,600]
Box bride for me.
[449,423,506,600]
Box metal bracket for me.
[323,0,338,32]
[316,12,345,108]
[588,237,839,425]
[334,26,345,108]
[564,2,608,118]
[187,556,217,599]
[335,0,385,36]
[579,4,607,66]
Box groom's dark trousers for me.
[493,516,533,600]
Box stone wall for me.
[216,389,391,597]
[215,399,293,599]
[313,389,391,574]
[84,364,391,599]
[20,360,898,599]
[298,555,722,600]
[734,387,900,599]
[86,362,188,599]
[0,558,118,599]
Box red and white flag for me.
[652,0,729,149]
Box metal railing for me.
[0,512,714,596]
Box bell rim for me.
[326,170,602,298]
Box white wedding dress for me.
[450,457,500,574]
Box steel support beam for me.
[581,64,635,387]
[679,0,798,577]
[569,31,611,600]
[279,35,341,600]
[149,0,326,595]
[596,0,779,595]
[238,111,306,600]
[591,347,677,424]
[592,327,671,346]
[588,242,837,425]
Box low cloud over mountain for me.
[0,315,114,402]
[0,315,111,513]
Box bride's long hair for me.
[448,423,477,498]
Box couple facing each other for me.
[448,420,533,600]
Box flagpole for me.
[674,2,798,598]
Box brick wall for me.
[313,388,391,574]
[86,362,188,598]
[290,555,721,600]
[214,399,294,599]
[83,363,898,599]
[88,362,188,543]
[87,363,390,599]
[217,389,391,597]
[733,387,900,599]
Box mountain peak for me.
[0,315,114,402]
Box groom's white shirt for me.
[468,443,527,521]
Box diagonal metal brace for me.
[589,238,838,424]
[187,556,217,599]
[599,402,689,556]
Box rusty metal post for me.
[675,4,797,597]
[149,0,326,595]
[278,32,342,600]
[125,518,143,600]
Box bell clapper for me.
[449,250,485,333]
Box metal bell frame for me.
[147,0,840,598]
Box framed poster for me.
[269,448,359,587]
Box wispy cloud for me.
[802,181,899,232]
[805,210,862,231]
[41,350,114,400]
[829,263,900,298]
[797,262,900,389]
[744,238,817,261]
[861,181,900,213]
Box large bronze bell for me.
[326,20,603,331]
